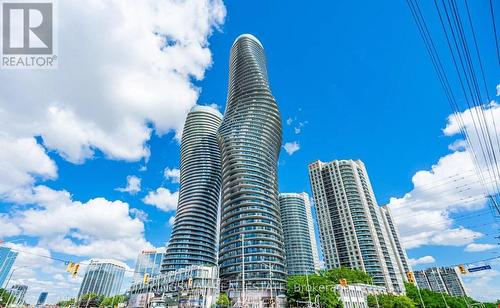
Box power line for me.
[489,0,500,66]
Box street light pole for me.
[4,266,28,307]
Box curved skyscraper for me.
[162,105,222,272]
[218,34,285,304]
[279,193,318,275]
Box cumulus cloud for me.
[168,215,176,226]
[462,267,500,302]
[143,187,179,211]
[0,214,22,237]
[116,175,141,194]
[408,255,436,267]
[387,103,500,249]
[0,0,225,166]
[465,243,498,252]
[0,135,57,196]
[283,141,300,155]
[164,168,181,183]
[3,186,152,261]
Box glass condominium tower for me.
[162,105,223,272]
[279,193,320,275]
[308,159,405,293]
[218,34,286,303]
[78,259,125,298]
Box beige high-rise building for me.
[308,159,407,293]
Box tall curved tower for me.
[162,105,222,272]
[218,34,285,303]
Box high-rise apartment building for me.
[279,193,320,275]
[10,284,28,305]
[36,292,48,306]
[305,196,321,271]
[162,105,222,272]
[0,247,17,288]
[133,249,165,283]
[218,34,286,304]
[379,205,411,279]
[78,259,126,298]
[308,159,405,293]
[415,267,467,297]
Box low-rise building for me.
[336,284,387,308]
[128,265,219,308]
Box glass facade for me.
[415,267,467,296]
[308,159,405,293]
[279,193,316,275]
[0,247,17,288]
[133,249,165,283]
[78,259,125,298]
[10,284,28,305]
[36,292,48,306]
[162,105,222,272]
[218,34,286,302]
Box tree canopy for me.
[216,293,230,307]
[404,282,497,308]
[287,267,372,307]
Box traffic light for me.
[458,264,467,275]
[72,264,80,278]
[65,262,74,273]
[339,278,348,287]
[406,271,415,284]
[143,273,150,284]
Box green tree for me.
[368,294,416,308]
[287,274,342,307]
[56,298,76,307]
[215,293,230,307]
[404,282,495,308]
[100,295,126,307]
[321,266,373,285]
[0,288,15,306]
[77,293,104,308]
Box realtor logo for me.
[1,0,57,69]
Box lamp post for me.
[254,261,275,308]
[4,266,29,307]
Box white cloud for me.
[283,141,300,155]
[164,167,181,183]
[116,175,141,194]
[4,186,152,261]
[0,0,226,165]
[168,215,176,226]
[0,214,22,237]
[143,187,178,211]
[462,268,500,302]
[294,121,307,134]
[387,103,500,249]
[0,135,57,196]
[465,243,498,252]
[286,117,293,125]
[408,255,436,267]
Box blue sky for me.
[0,0,498,303]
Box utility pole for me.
[415,282,426,308]
[305,273,312,308]
[241,233,245,308]
[268,262,273,308]
[439,291,449,308]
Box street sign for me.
[467,265,492,272]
